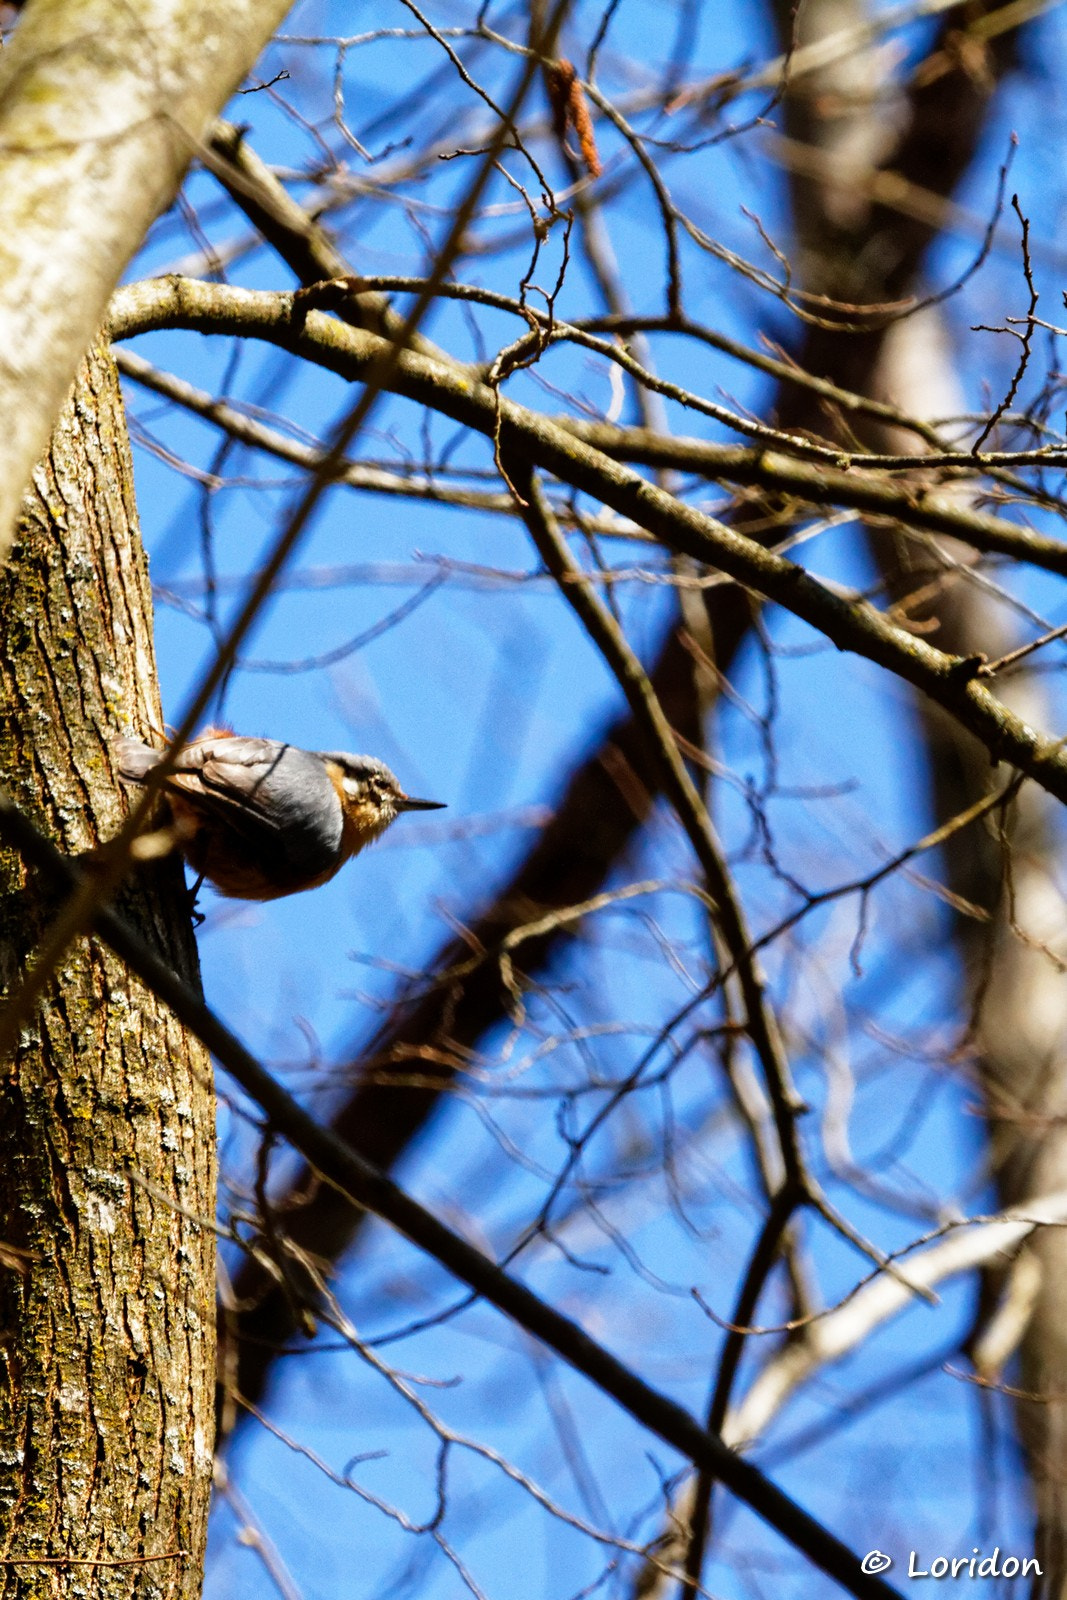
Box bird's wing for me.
[167,738,343,856]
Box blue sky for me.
[110,0,1067,1593]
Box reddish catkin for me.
[546,59,602,180]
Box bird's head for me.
[320,752,444,853]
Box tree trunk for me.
[872,314,1067,1596]
[0,0,295,557]
[0,342,215,1597]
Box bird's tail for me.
[113,735,163,783]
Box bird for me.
[113,728,444,902]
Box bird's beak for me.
[397,795,446,811]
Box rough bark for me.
[0,343,215,1598]
[0,0,294,558]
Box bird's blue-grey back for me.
[114,735,346,886]
[182,739,345,879]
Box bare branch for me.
[109,279,1067,809]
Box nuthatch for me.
[114,728,443,901]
